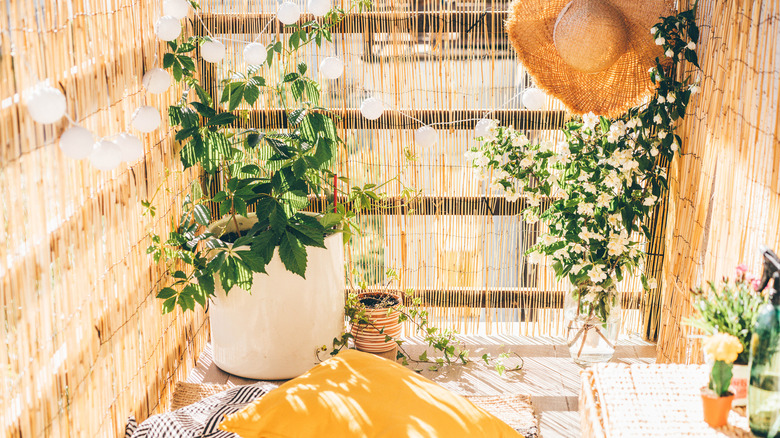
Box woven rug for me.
[171,381,538,437]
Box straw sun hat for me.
[507,0,674,117]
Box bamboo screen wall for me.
[197,0,663,339]
[1,1,209,436]
[656,0,780,363]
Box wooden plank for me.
[235,108,566,131]
[198,11,509,36]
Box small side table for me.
[580,364,754,437]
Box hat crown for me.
[553,0,628,73]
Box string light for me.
[131,106,162,133]
[522,88,547,110]
[26,85,67,124]
[116,133,144,163]
[89,140,122,171]
[319,57,344,79]
[201,39,226,63]
[243,43,268,66]
[163,0,190,19]
[473,119,494,138]
[59,125,95,159]
[155,16,181,41]
[414,126,438,147]
[360,98,384,120]
[277,2,301,25]
[308,0,332,17]
[142,68,172,94]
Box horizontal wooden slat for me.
[349,288,644,310]
[237,108,566,130]
[306,195,551,216]
[198,10,509,36]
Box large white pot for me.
[208,214,345,379]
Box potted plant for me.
[466,10,700,364]
[700,332,742,428]
[144,0,380,379]
[349,291,403,353]
[685,264,767,406]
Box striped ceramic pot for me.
[351,292,403,353]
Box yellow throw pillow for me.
[219,349,522,437]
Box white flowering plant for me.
[465,9,700,323]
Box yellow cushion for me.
[219,349,522,438]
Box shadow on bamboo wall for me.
[0,1,208,436]
[656,0,780,363]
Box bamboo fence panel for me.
[1,1,208,437]
[656,0,780,363]
[199,0,654,338]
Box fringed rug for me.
[168,381,538,437]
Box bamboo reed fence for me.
[656,0,780,363]
[196,0,662,339]
[1,1,208,437]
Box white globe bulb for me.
[26,86,67,124]
[522,88,547,111]
[116,133,144,163]
[360,98,384,120]
[155,16,181,41]
[319,57,344,80]
[201,39,226,63]
[414,126,438,147]
[163,0,190,19]
[89,140,122,171]
[277,2,301,25]
[308,0,332,17]
[59,125,95,159]
[142,68,172,94]
[243,43,268,66]
[131,106,161,133]
[474,119,494,138]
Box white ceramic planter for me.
[208,215,345,379]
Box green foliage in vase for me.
[465,8,701,317]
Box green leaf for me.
[279,232,308,277]
[208,112,237,127]
[269,202,287,232]
[298,62,308,75]
[284,72,300,83]
[193,204,211,226]
[157,287,177,299]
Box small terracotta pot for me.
[351,292,403,353]
[701,390,734,428]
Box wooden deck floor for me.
[187,335,656,437]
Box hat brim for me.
[507,0,674,117]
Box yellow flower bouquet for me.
[702,333,743,396]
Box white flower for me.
[527,191,543,207]
[539,234,556,246]
[657,95,666,104]
[528,251,544,265]
[571,263,584,274]
[474,154,490,167]
[671,142,679,152]
[577,203,595,216]
[687,41,696,50]
[505,188,521,203]
[512,134,530,148]
[653,114,662,124]
[655,37,665,45]
[553,249,568,260]
[569,243,586,254]
[607,213,621,228]
[596,192,612,208]
[650,26,658,35]
[629,247,639,258]
[650,147,659,157]
[648,67,656,75]
[607,230,630,256]
[667,92,676,103]
[665,49,674,57]
[582,112,599,131]
[647,278,658,289]
[690,85,700,94]
[587,265,607,283]
[519,156,533,168]
[540,141,555,153]
[523,210,539,223]
[643,195,658,206]
[582,182,597,193]
[658,130,668,139]
[604,172,623,190]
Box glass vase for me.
[563,281,622,366]
[748,301,780,437]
